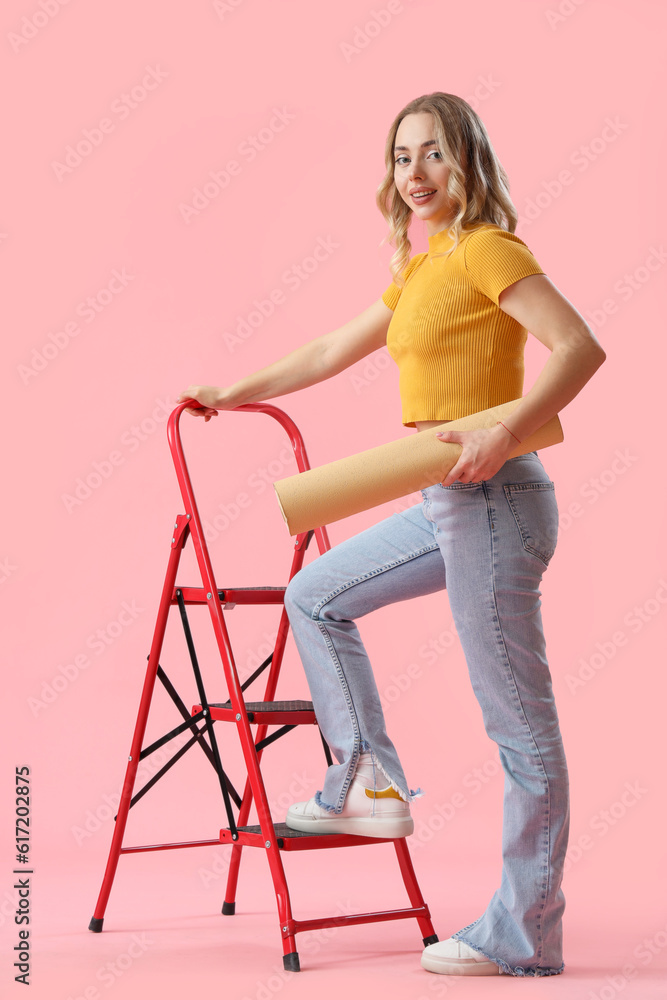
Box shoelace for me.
[369,749,377,817]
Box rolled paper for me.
[274,398,563,535]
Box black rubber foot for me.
[423,933,439,946]
[88,917,104,933]
[283,951,300,972]
[221,901,236,916]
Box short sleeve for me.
[381,253,428,310]
[463,228,545,306]
[382,283,401,310]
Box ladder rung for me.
[174,587,286,606]
[220,824,404,850]
[194,700,317,725]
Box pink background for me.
[2,1,666,997]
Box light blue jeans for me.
[283,450,569,976]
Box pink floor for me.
[15,838,665,1000]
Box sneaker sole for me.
[285,812,414,839]
[421,953,501,976]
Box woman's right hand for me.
[177,384,227,422]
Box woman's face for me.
[393,112,457,235]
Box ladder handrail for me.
[167,400,330,556]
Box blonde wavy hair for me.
[376,92,518,287]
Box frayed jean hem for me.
[453,935,565,977]
[313,790,338,813]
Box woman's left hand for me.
[435,424,516,486]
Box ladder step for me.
[220,824,405,851]
[194,700,317,725]
[174,587,285,606]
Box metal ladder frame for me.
[88,401,437,970]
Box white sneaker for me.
[421,937,502,976]
[285,753,413,839]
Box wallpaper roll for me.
[274,398,563,535]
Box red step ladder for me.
[88,401,438,971]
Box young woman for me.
[178,92,605,978]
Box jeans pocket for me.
[503,481,559,566]
[438,481,483,491]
